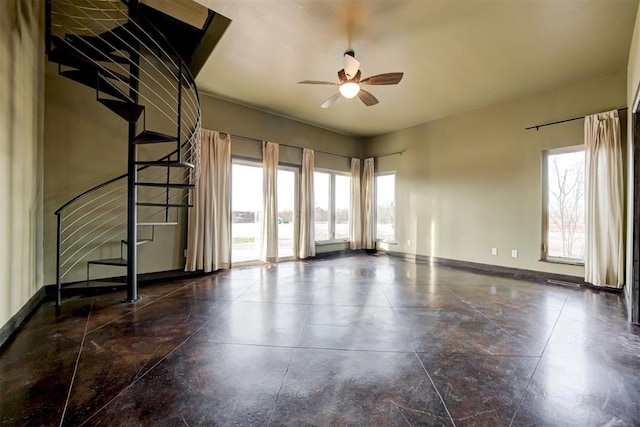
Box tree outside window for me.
[543,147,585,262]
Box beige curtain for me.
[0,0,44,309]
[261,142,279,262]
[350,158,362,249]
[362,157,376,249]
[185,130,231,272]
[584,110,624,288]
[299,148,316,258]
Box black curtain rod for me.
[223,132,404,160]
[525,107,627,131]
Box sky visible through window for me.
[314,172,329,211]
[232,164,262,211]
[376,174,395,207]
[278,170,295,212]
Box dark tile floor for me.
[1,253,639,426]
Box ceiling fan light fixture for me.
[339,82,360,99]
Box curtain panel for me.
[299,149,315,258]
[185,130,231,272]
[584,110,624,288]
[261,142,279,262]
[350,158,363,250]
[362,157,375,249]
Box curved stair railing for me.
[46,0,202,305]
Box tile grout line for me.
[508,294,569,427]
[58,298,95,427]
[373,266,458,427]
[229,277,262,303]
[85,280,200,335]
[442,285,524,344]
[78,318,214,427]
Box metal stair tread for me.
[51,36,131,64]
[98,99,144,122]
[87,257,128,267]
[133,130,177,144]
[51,35,131,64]
[65,22,137,54]
[135,182,195,189]
[48,47,99,73]
[135,160,194,168]
[49,46,131,84]
[121,238,153,246]
[136,202,193,208]
[60,69,133,103]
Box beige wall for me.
[200,94,362,169]
[0,1,44,327]
[364,71,627,277]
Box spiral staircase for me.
[46,0,205,306]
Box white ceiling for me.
[193,0,639,137]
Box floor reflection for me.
[1,253,638,426]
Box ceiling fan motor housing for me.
[338,69,361,83]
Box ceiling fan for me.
[298,50,403,109]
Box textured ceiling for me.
[192,0,639,137]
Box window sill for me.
[538,258,585,267]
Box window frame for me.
[540,145,585,265]
[314,168,351,244]
[375,171,397,244]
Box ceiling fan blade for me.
[344,53,360,80]
[298,80,338,85]
[357,89,379,107]
[321,92,341,109]
[360,72,404,85]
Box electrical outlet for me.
[511,249,518,258]
[407,240,411,247]
[491,248,498,256]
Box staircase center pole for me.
[126,0,141,302]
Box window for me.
[542,146,585,263]
[314,170,351,242]
[231,161,263,263]
[277,167,298,259]
[334,174,350,240]
[376,172,395,243]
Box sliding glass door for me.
[232,160,298,263]
[231,161,263,263]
